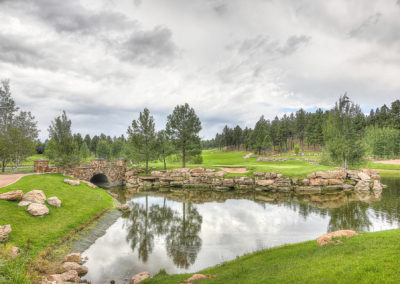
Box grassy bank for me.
[0,174,115,282]
[145,229,400,284]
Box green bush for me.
[294,144,300,155]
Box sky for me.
[1,0,400,140]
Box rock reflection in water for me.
[81,178,399,284]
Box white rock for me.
[22,190,46,204]
[27,203,49,217]
[47,197,61,207]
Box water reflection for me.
[125,196,202,267]
[80,178,400,284]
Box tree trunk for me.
[145,159,149,173]
[182,147,186,168]
[163,157,167,170]
[2,161,5,173]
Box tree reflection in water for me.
[166,203,202,269]
[125,195,203,268]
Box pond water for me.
[78,177,400,283]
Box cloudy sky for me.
[1,0,400,140]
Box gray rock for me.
[27,203,49,217]
[22,190,46,204]
[0,224,12,243]
[47,197,61,207]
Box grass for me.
[0,174,115,282]
[148,149,335,179]
[144,229,400,284]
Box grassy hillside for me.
[145,229,400,284]
[0,174,115,283]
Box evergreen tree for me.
[166,103,202,168]
[47,111,79,168]
[80,141,90,160]
[323,95,365,168]
[96,140,111,159]
[156,130,175,170]
[127,108,157,173]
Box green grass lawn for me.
[0,174,114,255]
[144,229,400,284]
[0,174,115,283]
[148,149,334,178]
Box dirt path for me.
[374,159,400,165]
[0,173,33,188]
[220,167,248,173]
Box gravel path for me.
[0,173,33,188]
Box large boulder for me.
[373,180,383,192]
[317,230,357,246]
[64,179,80,186]
[215,171,227,178]
[0,190,24,201]
[256,179,275,187]
[315,171,344,179]
[47,197,61,208]
[27,203,49,217]
[22,190,46,204]
[48,270,80,283]
[118,204,131,212]
[309,178,329,186]
[0,224,12,243]
[355,180,371,191]
[130,271,150,284]
[63,253,82,264]
[358,172,371,181]
[60,262,88,276]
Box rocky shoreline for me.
[124,168,384,193]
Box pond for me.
[77,177,400,283]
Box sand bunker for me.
[374,159,400,165]
[220,167,248,173]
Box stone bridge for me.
[34,158,127,186]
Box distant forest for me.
[202,97,400,159]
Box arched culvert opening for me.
[90,174,109,188]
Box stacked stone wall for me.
[125,168,384,193]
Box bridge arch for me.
[90,173,110,186]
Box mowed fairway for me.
[0,174,114,256]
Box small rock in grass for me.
[317,230,357,246]
[63,253,82,264]
[47,197,61,207]
[64,179,80,186]
[27,203,49,217]
[10,246,21,259]
[0,190,24,201]
[22,190,46,204]
[0,224,12,243]
[18,200,31,207]
[130,271,150,284]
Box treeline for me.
[44,105,202,173]
[204,96,400,159]
[0,80,39,172]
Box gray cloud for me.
[349,13,381,37]
[118,27,179,67]
[1,0,399,140]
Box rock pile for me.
[125,168,384,193]
[0,189,61,217]
[43,253,88,284]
